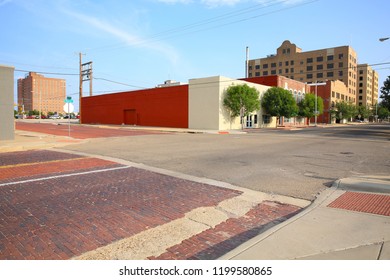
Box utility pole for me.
[245,46,249,78]
[79,52,93,123]
[79,52,84,123]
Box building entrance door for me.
[124,109,137,125]
[246,115,253,128]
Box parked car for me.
[49,115,61,119]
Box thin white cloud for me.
[63,9,180,65]
[156,0,307,7]
[0,0,12,6]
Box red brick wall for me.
[81,85,189,128]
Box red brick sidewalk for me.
[15,122,167,139]
[149,201,301,260]
[0,150,241,259]
[0,150,303,260]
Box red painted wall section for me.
[81,85,189,128]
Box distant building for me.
[248,40,360,106]
[17,72,66,114]
[357,64,379,108]
[156,80,182,88]
[309,80,350,124]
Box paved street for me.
[64,123,390,200]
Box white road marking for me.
[0,166,131,187]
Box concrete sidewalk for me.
[221,176,390,260]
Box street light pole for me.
[315,82,318,127]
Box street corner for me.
[0,149,245,260]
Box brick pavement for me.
[15,122,167,139]
[0,150,243,260]
[328,192,390,216]
[149,201,302,260]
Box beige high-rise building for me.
[357,64,379,108]
[18,72,66,115]
[248,40,358,104]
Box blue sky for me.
[1,0,389,111]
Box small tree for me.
[335,101,357,122]
[261,87,298,127]
[298,93,324,124]
[356,105,371,120]
[378,105,390,121]
[223,84,260,129]
[380,75,390,111]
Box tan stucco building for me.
[189,76,275,130]
[357,64,379,108]
[0,65,15,140]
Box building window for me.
[291,60,294,65]
[339,62,343,68]
[317,73,323,78]
[285,61,289,66]
[254,114,258,124]
[278,69,282,74]
[327,72,334,77]
[271,63,276,68]
[290,68,294,73]
[255,65,260,70]
[339,53,344,59]
[359,83,363,87]
[317,65,323,70]
[263,64,268,69]
[279,62,282,67]
[327,63,334,69]
[263,71,268,76]
[327,55,334,61]
[359,96,363,100]
[307,58,313,63]
[262,115,271,124]
[255,72,260,77]
[285,69,289,73]
[271,70,276,75]
[307,74,313,79]
[317,56,323,62]
[339,71,343,77]
[307,65,313,71]
[248,65,252,71]
[359,76,363,81]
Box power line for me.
[89,0,318,52]
[93,77,147,89]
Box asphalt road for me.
[63,124,390,200]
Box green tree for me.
[356,105,371,120]
[380,75,390,111]
[378,105,390,121]
[298,93,324,124]
[28,109,40,116]
[223,84,260,129]
[335,101,357,122]
[261,87,298,127]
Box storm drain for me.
[328,192,390,216]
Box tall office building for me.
[357,64,379,108]
[17,72,66,114]
[248,40,359,105]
